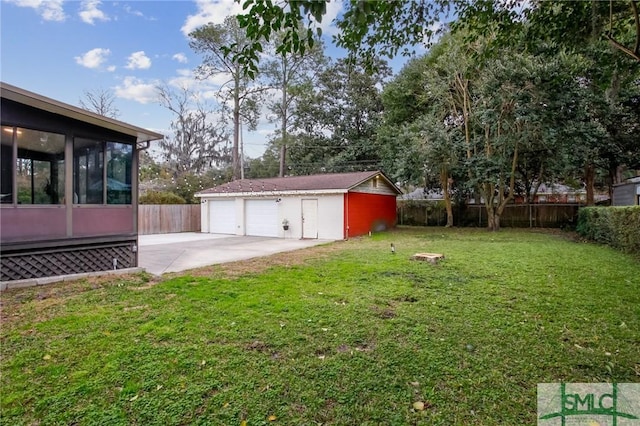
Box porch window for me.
[0,127,65,204]
[73,138,132,204]
[106,142,132,204]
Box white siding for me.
[200,194,344,240]
[279,194,343,240]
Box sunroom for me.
[1,82,163,282]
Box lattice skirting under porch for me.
[1,242,136,281]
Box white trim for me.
[196,189,349,198]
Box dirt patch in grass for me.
[371,305,397,319]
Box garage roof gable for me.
[197,171,402,196]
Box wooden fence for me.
[138,205,201,235]
[397,201,581,228]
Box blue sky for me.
[1,0,412,159]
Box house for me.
[1,82,163,282]
[196,171,402,240]
[612,177,640,206]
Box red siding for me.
[344,192,397,238]
[0,207,66,242]
[73,206,134,237]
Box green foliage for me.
[172,173,218,204]
[2,229,639,425]
[287,58,390,174]
[577,206,640,254]
[139,191,186,205]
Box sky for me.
[0,0,412,159]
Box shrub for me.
[139,191,186,205]
[577,206,640,254]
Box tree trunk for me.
[441,168,453,227]
[279,56,288,178]
[585,163,596,206]
[486,206,500,231]
[232,78,241,180]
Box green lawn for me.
[2,227,638,425]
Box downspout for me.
[345,192,349,240]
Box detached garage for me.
[196,171,402,240]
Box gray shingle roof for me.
[197,171,401,195]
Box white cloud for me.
[125,51,152,70]
[317,0,343,37]
[75,47,111,69]
[181,0,242,36]
[122,4,156,20]
[123,4,143,17]
[172,53,188,64]
[6,0,66,21]
[114,77,159,104]
[167,69,199,91]
[79,0,109,25]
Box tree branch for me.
[606,33,640,61]
[606,0,640,62]
[633,0,639,55]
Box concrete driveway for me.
[138,233,332,276]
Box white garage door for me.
[245,199,279,237]
[209,200,236,234]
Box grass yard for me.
[1,227,639,425]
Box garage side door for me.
[209,200,236,234]
[245,199,279,237]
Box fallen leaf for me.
[156,385,163,391]
[43,354,51,360]
[223,402,230,408]
[200,359,206,366]
[130,395,138,402]
[268,415,277,421]
[413,401,425,411]
[240,421,247,426]
[410,381,419,387]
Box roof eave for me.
[1,82,164,143]
[196,189,349,197]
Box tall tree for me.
[190,16,264,179]
[262,27,327,177]
[286,58,390,174]
[156,84,230,178]
[79,87,120,118]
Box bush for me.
[139,191,186,205]
[577,206,640,254]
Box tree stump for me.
[410,253,444,264]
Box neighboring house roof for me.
[1,82,164,144]
[197,171,402,196]
[401,188,444,200]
